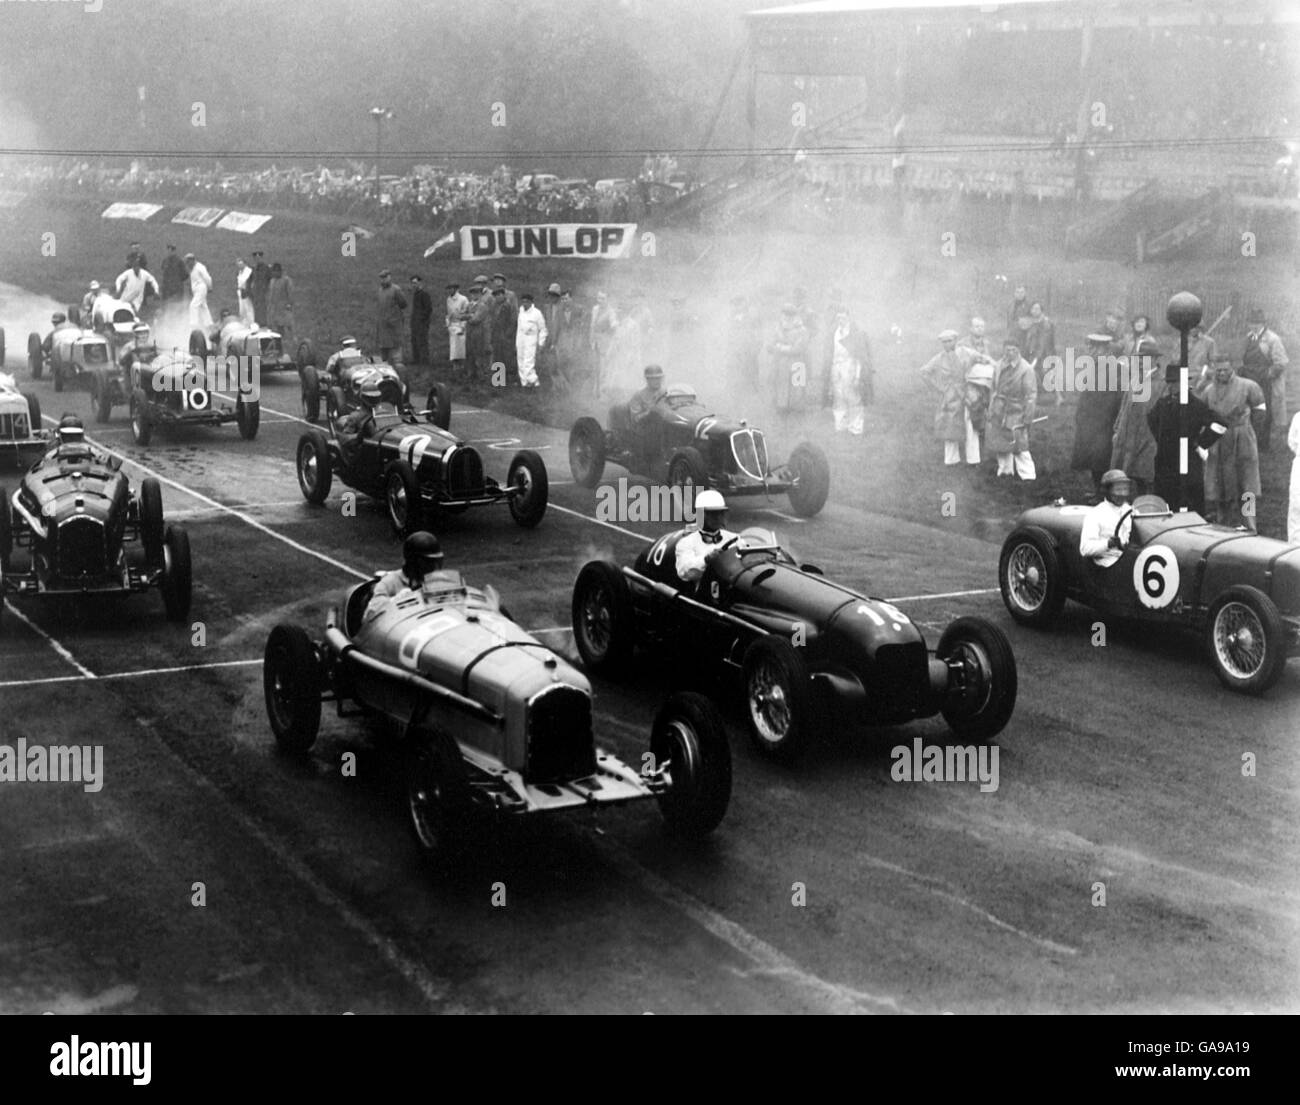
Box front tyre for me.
[568,417,606,487]
[160,525,193,623]
[27,332,42,380]
[998,527,1065,627]
[406,731,470,863]
[936,616,1017,742]
[741,636,814,761]
[236,397,260,440]
[650,691,732,839]
[785,442,831,517]
[263,624,322,754]
[139,477,165,566]
[506,450,548,528]
[571,560,635,676]
[1205,585,1286,695]
[426,382,451,430]
[385,460,423,538]
[296,431,333,504]
[300,364,320,423]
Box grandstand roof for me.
[747,0,1300,27]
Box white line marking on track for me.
[0,658,263,689]
[547,502,652,544]
[2,600,95,677]
[885,588,1000,602]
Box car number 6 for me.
[1132,545,1179,610]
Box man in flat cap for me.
[489,273,519,382]
[1240,307,1289,451]
[408,274,433,368]
[1071,330,1125,496]
[375,269,407,370]
[466,279,493,383]
[920,329,978,466]
[987,335,1037,479]
[445,281,468,377]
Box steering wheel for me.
[1112,507,1134,548]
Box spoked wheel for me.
[568,417,607,487]
[406,732,470,863]
[741,637,814,761]
[571,560,635,675]
[1205,585,1286,695]
[130,387,153,446]
[506,449,548,528]
[385,461,423,538]
[296,432,333,504]
[785,442,830,517]
[998,528,1064,627]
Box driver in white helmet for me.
[675,489,738,584]
[1079,468,1133,567]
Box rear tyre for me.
[189,329,208,357]
[741,636,814,761]
[326,385,348,421]
[160,525,192,623]
[506,450,548,528]
[406,731,470,863]
[998,527,1065,628]
[22,394,41,437]
[139,477,165,566]
[236,398,260,440]
[651,691,732,839]
[571,560,635,676]
[54,364,64,393]
[93,375,113,423]
[1205,585,1286,695]
[568,417,607,487]
[263,624,322,754]
[27,333,43,379]
[786,442,831,517]
[385,460,423,538]
[296,432,333,504]
[936,616,1018,742]
[425,381,451,430]
[300,365,320,423]
[130,387,153,446]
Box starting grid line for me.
[0,655,262,690]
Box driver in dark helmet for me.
[1079,468,1133,567]
[336,377,383,465]
[364,530,500,623]
[47,414,102,464]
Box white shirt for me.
[675,527,737,583]
[189,261,213,299]
[516,304,548,347]
[114,267,159,311]
[1079,498,1131,567]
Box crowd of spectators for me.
[0,158,697,233]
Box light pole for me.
[369,107,393,198]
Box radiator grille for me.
[56,516,107,578]
[874,642,929,715]
[525,685,596,784]
[447,446,485,496]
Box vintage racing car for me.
[295,376,546,535]
[263,575,731,860]
[569,385,831,517]
[0,433,191,624]
[190,315,297,374]
[293,341,438,427]
[27,320,114,398]
[85,295,143,361]
[999,495,1300,693]
[573,527,1017,759]
[0,372,47,469]
[127,348,260,445]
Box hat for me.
[644,364,664,378]
[547,282,562,295]
[1086,332,1114,344]
[1134,337,1161,359]
[184,253,195,261]
[340,335,357,347]
[491,272,506,281]
[252,250,263,257]
[1100,469,1131,489]
[378,268,391,278]
[89,280,100,291]
[132,322,150,333]
[410,274,422,283]
[472,274,489,285]
[446,280,459,288]
[51,311,66,323]
[938,328,959,341]
[520,291,534,302]
[695,489,727,512]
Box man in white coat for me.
[235,258,256,325]
[515,291,548,388]
[113,260,159,314]
[185,253,214,330]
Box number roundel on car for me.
[1132,545,1179,610]
[184,388,209,411]
[695,417,717,440]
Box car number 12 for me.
[1132,545,1179,610]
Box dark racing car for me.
[568,384,831,517]
[263,573,731,860]
[0,428,191,625]
[295,375,546,536]
[999,494,1300,694]
[572,526,1017,759]
[127,349,260,444]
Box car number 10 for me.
[1132,545,1179,610]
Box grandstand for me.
[678,0,1300,257]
